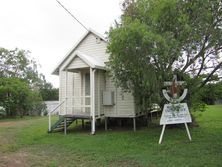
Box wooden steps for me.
[48,116,76,133]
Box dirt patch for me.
[0,120,29,152]
[0,152,28,167]
[0,120,28,127]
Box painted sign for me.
[160,103,192,125]
[158,75,192,144]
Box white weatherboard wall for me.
[67,57,88,69]
[59,70,82,115]
[59,71,66,114]
[58,31,137,118]
[104,76,136,118]
[96,70,106,116]
[77,33,109,63]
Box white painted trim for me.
[82,72,85,113]
[82,71,91,113]
[98,71,100,117]
[65,71,68,115]
[80,71,83,113]
[61,51,105,72]
[59,71,62,115]
[90,68,96,134]
[185,123,192,141]
[178,89,188,102]
[158,124,166,144]
[163,89,188,103]
[88,28,107,42]
[162,89,172,102]
[93,69,96,133]
[72,73,74,115]
[159,123,192,144]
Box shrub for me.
[0,78,44,117]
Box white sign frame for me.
[159,103,192,144]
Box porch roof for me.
[62,50,106,71]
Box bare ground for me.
[0,151,28,167]
[0,120,29,167]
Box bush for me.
[0,78,44,117]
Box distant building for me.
[215,99,222,104]
[45,101,59,115]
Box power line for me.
[56,0,88,31]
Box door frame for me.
[81,70,90,113]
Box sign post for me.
[159,75,192,144]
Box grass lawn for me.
[0,105,221,167]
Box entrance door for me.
[84,73,90,113]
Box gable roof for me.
[62,50,105,71]
[52,28,107,75]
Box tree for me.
[0,47,45,88]
[107,0,222,110]
[0,78,47,117]
[200,82,222,104]
[0,78,32,116]
[39,82,59,101]
[0,47,49,117]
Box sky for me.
[0,0,122,87]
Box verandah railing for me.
[48,100,65,132]
[64,96,91,115]
[48,96,91,131]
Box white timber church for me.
[49,29,145,134]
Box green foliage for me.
[0,78,32,116]
[39,82,59,101]
[200,82,222,104]
[0,47,54,117]
[108,0,222,110]
[0,47,45,87]
[108,20,164,110]
[0,78,46,117]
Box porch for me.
[49,51,106,134]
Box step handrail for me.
[48,100,65,132]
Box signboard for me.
[158,75,192,144]
[160,103,192,125]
